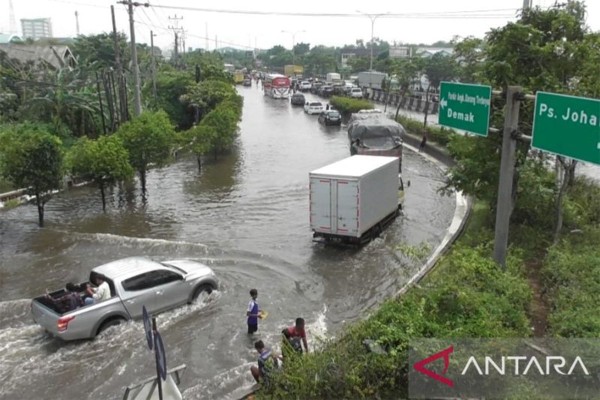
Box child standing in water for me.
[247,289,260,334]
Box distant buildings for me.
[21,18,53,40]
[414,47,453,58]
[0,33,23,44]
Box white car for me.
[299,81,312,91]
[304,101,324,115]
[349,87,363,98]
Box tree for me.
[422,53,457,126]
[71,33,130,71]
[452,36,485,83]
[184,123,214,171]
[0,123,63,227]
[145,66,195,129]
[27,67,101,140]
[182,79,240,121]
[389,57,424,119]
[117,111,174,196]
[68,135,133,211]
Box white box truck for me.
[326,72,341,83]
[309,155,401,244]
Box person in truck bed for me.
[46,282,83,313]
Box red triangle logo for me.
[413,345,454,387]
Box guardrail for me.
[362,89,439,115]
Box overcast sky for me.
[2,0,599,52]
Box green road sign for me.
[532,92,600,166]
[438,82,492,137]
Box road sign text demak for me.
[447,109,475,123]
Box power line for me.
[148,4,518,19]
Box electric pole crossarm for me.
[117,0,148,117]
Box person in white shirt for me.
[84,275,111,305]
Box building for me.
[21,18,53,40]
[0,33,23,44]
[389,46,412,59]
[0,44,76,69]
[414,47,453,58]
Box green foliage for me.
[542,227,600,337]
[451,36,486,83]
[2,198,20,209]
[71,33,130,71]
[67,135,133,210]
[0,123,63,226]
[423,53,458,90]
[182,51,234,83]
[394,242,431,261]
[183,79,240,119]
[145,66,195,130]
[26,67,102,140]
[117,111,174,194]
[510,158,555,228]
[443,134,501,204]
[329,96,373,115]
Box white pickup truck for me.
[31,257,218,341]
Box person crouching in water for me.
[250,340,281,385]
[281,317,309,359]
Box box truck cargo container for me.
[309,155,401,244]
[357,71,388,90]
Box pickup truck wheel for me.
[97,317,125,336]
[191,284,213,303]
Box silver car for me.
[31,257,218,341]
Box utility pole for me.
[357,11,389,71]
[150,30,157,102]
[75,11,80,36]
[181,29,186,55]
[205,22,209,51]
[168,14,183,60]
[111,5,127,123]
[118,0,147,117]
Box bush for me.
[542,227,600,337]
[329,96,373,115]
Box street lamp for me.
[281,30,305,65]
[356,11,389,71]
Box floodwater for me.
[0,85,456,400]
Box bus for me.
[263,73,291,99]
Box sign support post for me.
[152,317,164,400]
[493,86,522,268]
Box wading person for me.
[247,288,260,334]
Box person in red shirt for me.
[281,317,308,355]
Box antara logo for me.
[413,345,454,387]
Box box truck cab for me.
[310,155,402,245]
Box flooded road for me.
[0,85,456,400]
